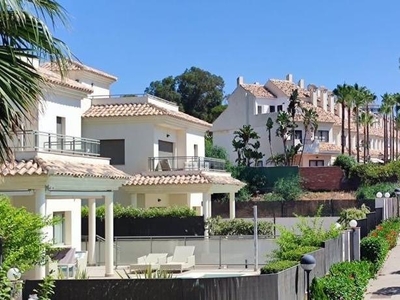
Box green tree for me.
[359,111,375,163]
[144,76,182,108]
[232,125,263,166]
[145,67,225,123]
[0,197,53,296]
[333,84,353,155]
[275,111,292,165]
[380,93,394,163]
[352,84,368,163]
[0,0,71,162]
[287,89,300,147]
[266,117,274,157]
[300,107,318,166]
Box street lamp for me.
[7,267,21,299]
[349,219,357,230]
[300,254,316,300]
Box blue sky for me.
[57,0,400,102]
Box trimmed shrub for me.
[260,260,298,274]
[311,261,373,300]
[207,216,274,236]
[360,236,389,274]
[369,218,400,249]
[81,204,197,219]
[333,154,356,178]
[349,161,398,185]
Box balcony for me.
[148,156,226,172]
[11,130,100,157]
[295,139,320,154]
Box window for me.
[53,212,65,244]
[158,140,173,155]
[277,105,283,112]
[316,130,329,142]
[194,144,198,157]
[294,130,302,140]
[56,116,65,150]
[269,106,276,113]
[309,160,324,167]
[100,139,125,165]
[257,105,262,114]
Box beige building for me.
[212,74,389,166]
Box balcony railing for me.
[148,156,226,172]
[11,130,100,157]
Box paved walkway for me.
[364,238,400,299]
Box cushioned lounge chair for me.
[130,253,168,273]
[159,246,195,273]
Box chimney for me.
[298,79,305,89]
[311,90,318,107]
[237,76,244,86]
[285,74,293,82]
[254,82,260,85]
[329,95,335,114]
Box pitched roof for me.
[319,142,341,153]
[295,101,337,123]
[0,157,130,179]
[269,79,310,98]
[240,84,275,98]
[38,67,93,94]
[125,171,245,186]
[41,61,117,81]
[82,102,212,127]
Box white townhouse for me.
[0,61,245,279]
[212,74,389,167]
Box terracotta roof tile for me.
[82,103,211,127]
[41,61,117,81]
[240,84,275,98]
[125,171,245,186]
[38,68,93,94]
[319,142,341,153]
[0,157,130,179]
[295,101,337,123]
[269,79,310,98]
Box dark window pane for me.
[100,139,125,165]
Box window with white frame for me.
[257,105,262,114]
[53,212,65,245]
[269,106,276,113]
[100,139,125,165]
[277,105,283,112]
[315,130,329,142]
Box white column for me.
[202,193,209,237]
[104,193,114,277]
[207,194,212,218]
[131,193,137,207]
[35,188,46,279]
[229,192,236,219]
[88,198,96,266]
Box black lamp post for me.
[395,188,400,217]
[300,254,316,300]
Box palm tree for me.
[380,93,394,163]
[359,111,374,163]
[0,0,71,162]
[266,117,274,157]
[299,107,318,166]
[395,115,400,159]
[333,84,352,154]
[352,84,368,162]
[287,89,300,147]
[363,90,377,160]
[275,111,292,166]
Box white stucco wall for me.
[39,91,82,137]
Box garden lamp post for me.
[300,254,316,300]
[395,188,400,217]
[349,219,360,260]
[7,267,21,299]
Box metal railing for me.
[82,235,121,268]
[148,156,226,172]
[11,130,100,157]
[82,235,276,268]
[90,93,177,107]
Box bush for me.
[311,261,373,300]
[272,207,340,259]
[278,246,319,261]
[81,204,197,219]
[349,161,398,185]
[355,182,397,200]
[337,204,370,227]
[360,236,389,274]
[272,175,303,201]
[260,260,298,274]
[369,218,400,249]
[207,216,274,236]
[333,154,357,178]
